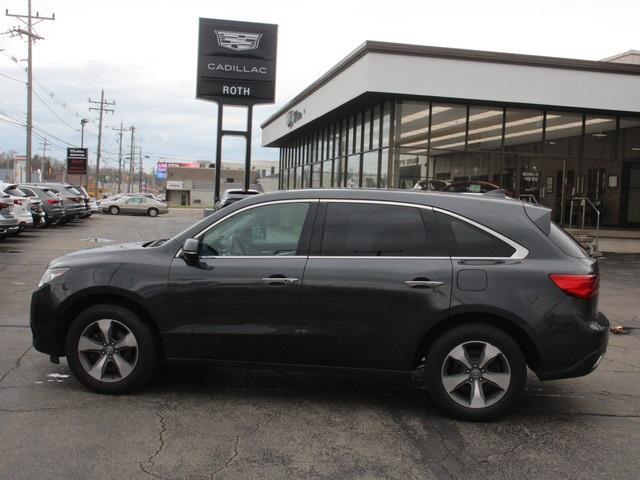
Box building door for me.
[180,191,189,206]
[622,162,640,226]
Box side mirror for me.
[182,238,200,266]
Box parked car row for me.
[0,182,97,241]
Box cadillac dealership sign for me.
[197,18,277,104]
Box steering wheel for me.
[229,234,247,256]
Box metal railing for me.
[518,194,538,204]
[569,196,600,250]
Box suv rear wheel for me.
[425,323,526,421]
[65,304,158,393]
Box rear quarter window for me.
[435,211,516,258]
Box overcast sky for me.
[1,0,638,172]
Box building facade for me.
[261,43,640,227]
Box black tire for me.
[109,205,120,215]
[425,322,526,421]
[65,304,158,394]
[147,208,159,217]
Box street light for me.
[80,118,89,148]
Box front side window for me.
[201,202,310,257]
[320,202,432,256]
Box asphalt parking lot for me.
[1,210,639,480]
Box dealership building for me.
[261,43,640,227]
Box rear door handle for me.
[261,277,299,286]
[405,280,443,289]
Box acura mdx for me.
[30,189,608,420]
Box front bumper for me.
[30,286,64,356]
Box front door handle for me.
[405,280,443,289]
[261,276,299,286]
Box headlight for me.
[38,267,69,288]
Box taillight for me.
[72,197,81,203]
[550,274,599,300]
[13,199,24,206]
[0,202,9,209]
[47,199,60,205]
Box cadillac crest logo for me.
[215,30,263,51]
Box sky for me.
[1,0,639,173]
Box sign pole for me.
[214,102,223,203]
[244,105,253,191]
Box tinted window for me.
[202,202,310,257]
[320,202,432,256]
[436,212,516,258]
[20,188,36,196]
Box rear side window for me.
[435,212,516,258]
[549,223,587,258]
[320,202,434,256]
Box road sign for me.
[67,148,88,175]
[197,18,278,105]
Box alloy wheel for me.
[77,319,139,382]
[440,341,511,408]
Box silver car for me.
[101,195,169,217]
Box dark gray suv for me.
[30,189,608,420]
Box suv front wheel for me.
[425,323,526,421]
[65,304,158,394]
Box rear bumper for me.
[536,312,609,380]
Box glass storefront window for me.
[311,162,321,188]
[398,152,426,189]
[354,113,362,154]
[382,102,391,148]
[363,109,372,151]
[333,122,340,158]
[362,150,379,188]
[346,154,361,188]
[467,105,504,151]
[504,108,544,154]
[379,148,389,188]
[334,156,345,187]
[545,111,584,157]
[584,115,616,159]
[429,103,468,152]
[346,116,354,154]
[396,100,429,150]
[341,120,349,156]
[322,159,333,187]
[372,105,381,150]
[619,118,640,159]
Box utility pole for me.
[139,148,143,193]
[128,126,135,192]
[6,1,55,183]
[89,89,115,198]
[39,137,48,158]
[112,123,130,193]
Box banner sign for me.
[197,18,277,105]
[66,148,88,175]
